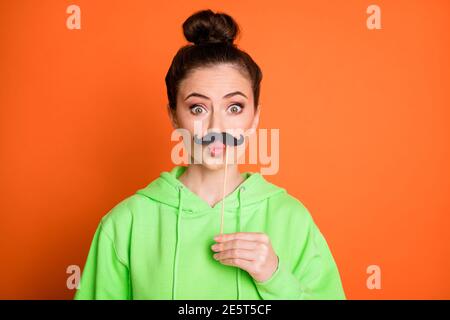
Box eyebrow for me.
[184,91,248,101]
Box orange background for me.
[1,0,449,299]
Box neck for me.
[179,164,244,207]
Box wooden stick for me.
[220,146,229,235]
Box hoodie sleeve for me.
[254,213,346,300]
[73,221,131,300]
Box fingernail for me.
[211,244,218,251]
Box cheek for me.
[174,110,210,139]
[178,119,209,136]
[230,109,256,129]
[174,109,196,131]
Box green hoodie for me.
[74,166,345,300]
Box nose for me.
[208,108,223,133]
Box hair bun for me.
[183,9,239,45]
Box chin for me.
[199,162,226,171]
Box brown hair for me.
[165,9,263,110]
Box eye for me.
[190,104,207,115]
[227,103,243,114]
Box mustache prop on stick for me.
[193,131,245,146]
[193,131,245,235]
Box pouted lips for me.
[208,142,226,157]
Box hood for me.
[135,165,286,300]
[136,165,285,215]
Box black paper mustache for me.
[193,132,245,146]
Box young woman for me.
[74,9,346,300]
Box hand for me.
[211,232,279,283]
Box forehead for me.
[178,63,252,98]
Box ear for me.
[247,104,261,135]
[167,104,179,129]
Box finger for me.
[213,248,257,261]
[220,258,254,271]
[214,232,269,244]
[211,239,261,252]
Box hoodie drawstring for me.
[172,184,244,300]
[172,185,183,300]
[236,186,244,300]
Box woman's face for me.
[170,63,259,170]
